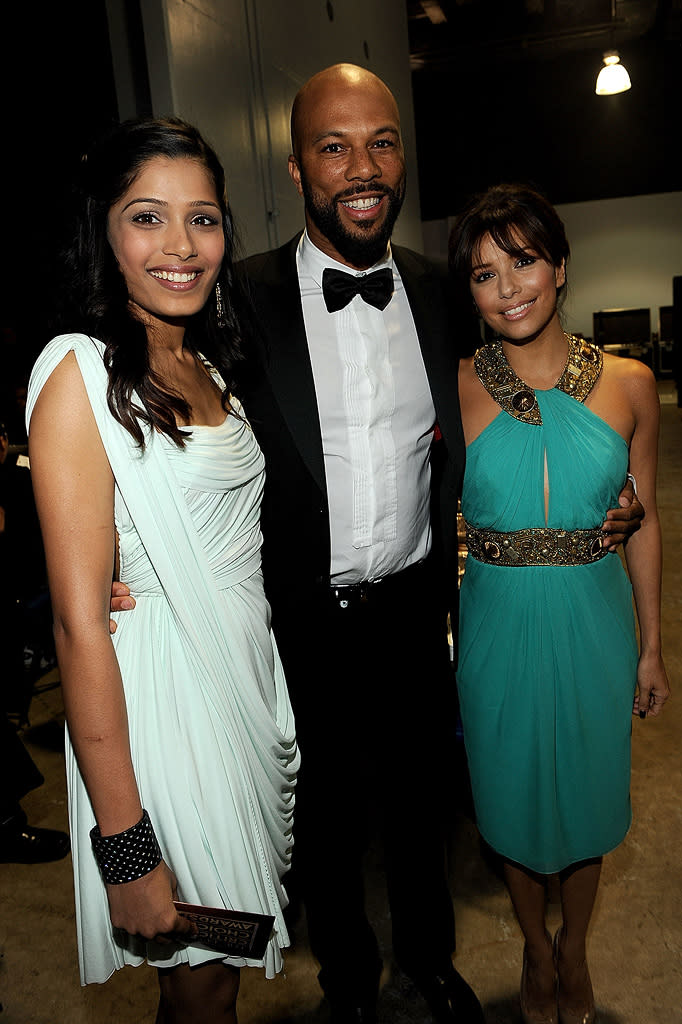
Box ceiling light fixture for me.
[595,50,631,95]
[596,1,631,95]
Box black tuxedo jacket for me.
[239,233,465,625]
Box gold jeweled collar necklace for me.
[473,333,603,425]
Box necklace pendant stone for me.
[511,389,536,413]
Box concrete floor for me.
[1,383,680,1024]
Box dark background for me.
[1,3,119,427]
[1,0,680,421]
[407,0,682,217]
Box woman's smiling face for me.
[470,232,566,342]
[106,155,225,329]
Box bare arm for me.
[29,352,189,939]
[619,365,670,718]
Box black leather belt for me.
[326,561,427,609]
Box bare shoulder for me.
[30,349,102,457]
[458,354,477,387]
[601,352,660,431]
[602,351,656,386]
[32,350,89,414]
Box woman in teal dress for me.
[449,183,670,1024]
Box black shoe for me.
[329,1002,378,1023]
[411,966,485,1023]
[0,812,70,864]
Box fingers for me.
[644,689,670,718]
[600,521,628,550]
[154,909,197,946]
[601,531,625,551]
[634,687,671,719]
[110,580,136,624]
[601,495,644,549]
[618,477,635,508]
[111,581,135,609]
[109,586,136,635]
[604,505,634,523]
[603,495,644,524]
[637,684,652,718]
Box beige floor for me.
[1,386,680,1024]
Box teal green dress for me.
[456,338,638,874]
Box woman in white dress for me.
[26,118,298,1023]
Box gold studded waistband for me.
[464,523,608,567]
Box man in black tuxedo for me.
[236,64,642,1022]
[239,63,476,1024]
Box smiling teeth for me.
[504,301,533,315]
[150,270,198,282]
[342,197,381,210]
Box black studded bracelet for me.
[90,809,163,885]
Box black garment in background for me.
[0,713,45,821]
[0,451,49,720]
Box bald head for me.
[287,62,406,269]
[290,64,400,158]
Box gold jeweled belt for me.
[464,523,608,566]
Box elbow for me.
[52,610,111,654]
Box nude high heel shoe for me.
[553,928,596,1024]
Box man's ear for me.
[288,155,304,197]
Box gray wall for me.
[108,0,423,257]
[424,191,682,342]
[556,192,682,340]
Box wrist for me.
[90,809,162,885]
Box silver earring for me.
[215,282,227,327]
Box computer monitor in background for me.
[593,307,653,370]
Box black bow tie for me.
[322,267,394,313]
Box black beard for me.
[300,177,405,268]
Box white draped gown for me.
[26,333,299,985]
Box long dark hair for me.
[56,117,249,447]
[448,182,570,311]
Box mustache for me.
[334,183,397,202]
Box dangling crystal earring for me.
[215,281,227,327]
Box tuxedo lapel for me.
[393,245,462,453]
[246,236,327,495]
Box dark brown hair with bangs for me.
[448,182,570,300]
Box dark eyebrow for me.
[471,245,536,273]
[311,126,400,145]
[120,197,221,213]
